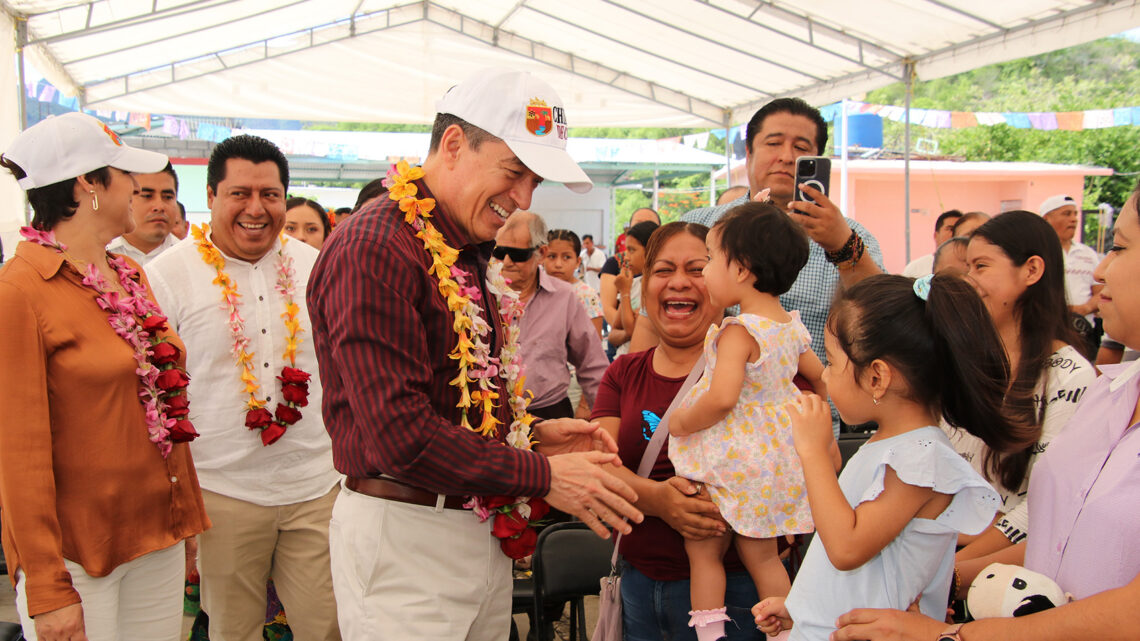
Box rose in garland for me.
[165,393,190,418]
[260,422,287,446]
[500,525,538,560]
[275,403,302,425]
[245,408,273,430]
[150,341,182,366]
[155,368,190,392]
[170,419,199,443]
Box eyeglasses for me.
[492,245,538,262]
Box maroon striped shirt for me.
[307,179,550,497]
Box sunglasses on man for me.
[491,245,539,262]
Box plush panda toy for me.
[966,563,1072,619]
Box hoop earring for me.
[90,190,99,211]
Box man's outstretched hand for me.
[545,452,643,538]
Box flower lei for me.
[20,227,197,457]
[383,160,546,559]
[191,224,311,446]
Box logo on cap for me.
[526,98,553,137]
[100,122,123,146]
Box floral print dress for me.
[670,313,814,538]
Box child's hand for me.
[753,596,792,636]
[790,394,835,461]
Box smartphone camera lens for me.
[802,160,816,174]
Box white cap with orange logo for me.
[4,112,169,190]
[436,68,593,194]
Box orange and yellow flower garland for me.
[383,161,544,559]
[383,160,536,443]
[192,224,312,446]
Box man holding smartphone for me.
[678,98,884,433]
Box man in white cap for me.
[1040,194,1101,321]
[307,69,641,640]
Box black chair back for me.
[521,521,615,641]
[534,521,613,602]
[838,432,872,472]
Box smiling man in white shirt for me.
[147,135,341,641]
[106,163,181,265]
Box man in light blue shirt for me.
[680,98,885,433]
[683,98,883,360]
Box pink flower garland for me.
[20,227,198,457]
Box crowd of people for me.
[0,66,1137,641]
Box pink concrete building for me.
[722,159,1112,273]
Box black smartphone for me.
[794,156,831,205]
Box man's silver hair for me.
[502,211,548,247]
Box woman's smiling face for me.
[1095,194,1140,350]
[643,230,720,349]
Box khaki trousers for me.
[198,485,341,641]
[329,479,512,641]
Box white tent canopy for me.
[4,1,1140,253]
[7,0,1140,128]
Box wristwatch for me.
[937,623,966,641]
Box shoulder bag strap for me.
[611,354,706,566]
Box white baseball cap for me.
[1039,194,1077,216]
[436,68,593,194]
[4,112,169,190]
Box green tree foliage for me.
[306,122,431,132]
[865,36,1140,230]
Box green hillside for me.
[865,36,1140,210]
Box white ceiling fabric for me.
[5,0,1140,127]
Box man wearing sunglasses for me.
[307,69,643,641]
[494,211,608,422]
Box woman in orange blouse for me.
[0,113,209,641]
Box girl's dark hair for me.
[829,273,1034,457]
[547,229,582,255]
[712,201,809,295]
[285,196,331,239]
[970,210,1081,490]
[1,155,111,231]
[626,221,659,249]
[644,221,709,269]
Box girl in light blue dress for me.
[753,273,1032,641]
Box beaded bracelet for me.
[825,230,865,270]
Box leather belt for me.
[345,476,468,510]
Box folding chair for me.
[511,521,615,641]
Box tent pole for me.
[723,112,732,197]
[840,98,849,216]
[904,60,914,265]
[16,16,27,132]
[652,169,659,211]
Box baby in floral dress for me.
[669,200,826,641]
